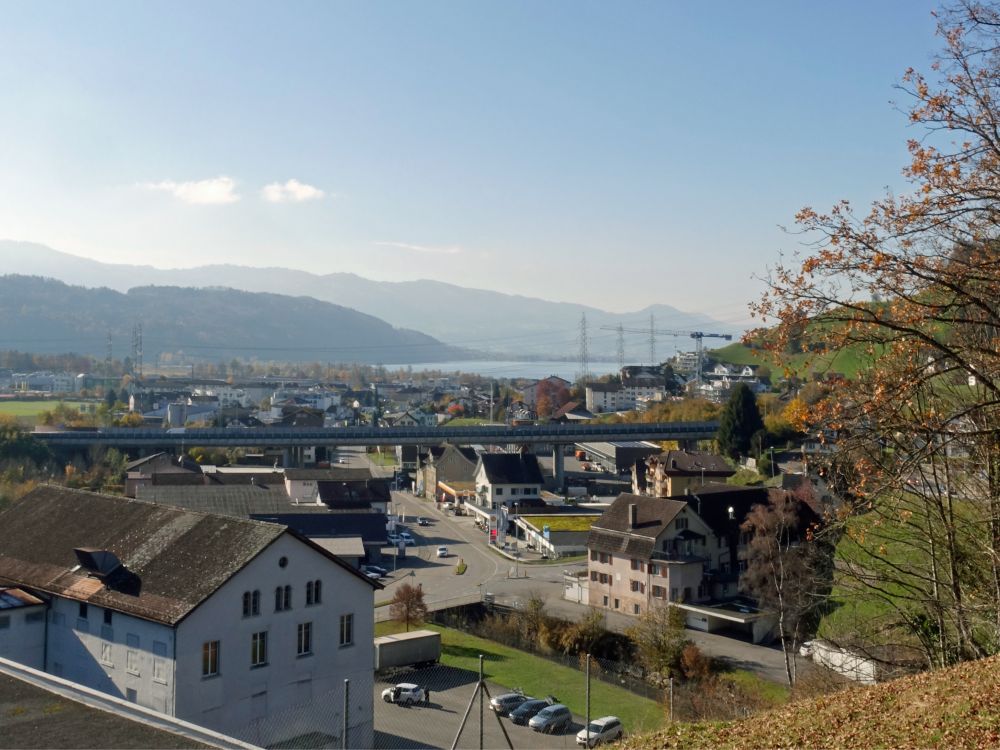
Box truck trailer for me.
[374,629,442,670]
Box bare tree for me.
[389,582,428,632]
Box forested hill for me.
[0,275,462,364]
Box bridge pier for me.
[552,445,565,490]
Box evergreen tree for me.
[717,383,764,458]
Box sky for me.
[0,1,941,328]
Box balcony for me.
[650,549,709,564]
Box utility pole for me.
[649,313,656,366]
[616,324,625,372]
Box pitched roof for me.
[317,479,391,508]
[478,453,545,485]
[588,493,688,557]
[285,468,372,482]
[0,486,286,625]
[650,450,735,477]
[586,382,622,393]
[136,486,331,516]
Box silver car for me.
[528,703,572,734]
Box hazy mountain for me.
[0,241,733,358]
[0,275,460,364]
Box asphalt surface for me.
[374,666,587,750]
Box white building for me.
[0,487,379,748]
[473,453,544,509]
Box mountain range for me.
[0,241,732,359]
[0,275,460,365]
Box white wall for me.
[45,597,177,715]
[175,533,376,747]
[0,605,46,670]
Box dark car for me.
[509,698,551,725]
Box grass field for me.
[444,417,490,426]
[710,341,873,380]
[375,621,665,731]
[0,400,94,425]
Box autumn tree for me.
[628,604,689,680]
[755,1,1000,669]
[741,488,827,686]
[716,383,765,459]
[535,379,570,419]
[389,582,428,632]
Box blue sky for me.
[0,1,939,325]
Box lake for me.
[383,360,620,381]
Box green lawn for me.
[0,400,95,426]
[520,515,596,532]
[375,621,665,731]
[444,417,491,426]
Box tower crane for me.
[600,326,733,386]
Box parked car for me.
[576,716,623,747]
[381,683,426,705]
[363,569,380,581]
[361,564,387,578]
[400,531,416,546]
[387,533,401,545]
[509,698,551,725]
[529,704,572,733]
[417,517,429,526]
[436,546,449,558]
[490,691,529,716]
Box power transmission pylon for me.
[600,325,733,386]
[579,313,590,382]
[649,313,656,365]
[616,324,625,372]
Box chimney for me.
[629,504,638,529]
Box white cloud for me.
[260,179,325,203]
[373,241,463,255]
[140,175,241,205]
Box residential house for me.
[586,484,820,642]
[634,450,735,498]
[0,487,379,747]
[521,376,572,409]
[473,453,545,509]
[420,445,480,504]
[585,382,626,414]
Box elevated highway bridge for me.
[34,421,719,481]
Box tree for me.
[716,384,764,459]
[389,582,428,632]
[535,379,570,419]
[627,604,689,680]
[740,488,826,686]
[755,2,1000,669]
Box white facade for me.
[473,464,541,509]
[0,601,46,670]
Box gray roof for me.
[285,468,372,481]
[136,486,332,516]
[479,454,545,485]
[0,486,286,625]
[587,493,687,558]
[0,669,214,749]
[650,450,735,476]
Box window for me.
[633,604,641,615]
[630,558,640,571]
[649,563,658,576]
[101,642,113,666]
[274,585,292,612]
[651,585,666,599]
[153,640,168,657]
[630,580,640,592]
[25,611,44,624]
[675,517,688,530]
[590,550,598,561]
[670,587,678,601]
[251,631,268,667]
[603,595,609,606]
[510,488,518,496]
[0,615,8,629]
[738,559,748,573]
[297,622,313,656]
[153,658,167,685]
[101,625,114,640]
[78,603,88,619]
[339,613,353,646]
[590,571,598,581]
[103,609,113,626]
[243,590,260,617]
[495,488,503,496]
[613,598,620,609]
[202,640,220,677]
[126,633,139,648]
[306,580,322,606]
[127,649,140,676]
[126,688,137,703]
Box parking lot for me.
[374,666,588,750]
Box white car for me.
[381,682,426,705]
[387,533,401,545]
[400,531,416,546]
[436,546,449,558]
[576,716,623,747]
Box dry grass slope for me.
[625,655,1000,750]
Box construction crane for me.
[600,325,733,386]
